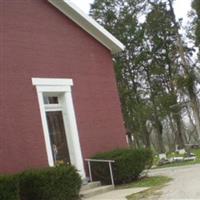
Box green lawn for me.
[117,176,172,189]
[118,176,172,200]
[154,148,200,169]
[127,185,164,200]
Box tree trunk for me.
[168,115,177,151]
[156,119,165,153]
[143,125,151,148]
[185,100,199,140]
[190,95,200,142]
[173,114,185,148]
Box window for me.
[43,96,59,104]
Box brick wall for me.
[0,0,127,173]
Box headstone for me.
[159,153,167,160]
[178,149,186,155]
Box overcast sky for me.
[70,0,192,22]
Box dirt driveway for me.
[148,164,200,199]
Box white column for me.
[63,91,86,178]
[36,91,54,166]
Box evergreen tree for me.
[90,0,152,148]
[144,1,186,150]
[167,0,200,142]
[90,0,200,151]
[192,0,200,47]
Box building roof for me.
[48,0,125,54]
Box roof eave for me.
[48,0,125,54]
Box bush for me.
[0,175,20,200]
[91,148,153,185]
[19,165,82,200]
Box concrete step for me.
[80,185,114,199]
[81,181,101,191]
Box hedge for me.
[0,165,81,200]
[0,175,20,200]
[91,148,153,185]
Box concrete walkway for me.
[148,164,200,199]
[83,187,149,200]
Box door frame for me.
[32,78,86,178]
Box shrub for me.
[19,165,82,200]
[91,148,153,185]
[0,175,20,200]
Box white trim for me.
[32,78,86,178]
[44,104,63,112]
[32,78,73,86]
[48,0,125,54]
[37,90,55,166]
[36,86,71,93]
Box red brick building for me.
[0,0,127,178]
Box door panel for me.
[46,111,70,164]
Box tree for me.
[166,0,200,142]
[90,0,200,152]
[192,0,200,47]
[90,0,152,148]
[144,1,186,150]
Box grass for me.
[117,176,172,200]
[127,185,164,200]
[154,148,200,169]
[118,176,172,189]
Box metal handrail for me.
[85,159,115,186]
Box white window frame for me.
[32,78,85,178]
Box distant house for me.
[0,0,127,178]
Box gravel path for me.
[148,164,200,199]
